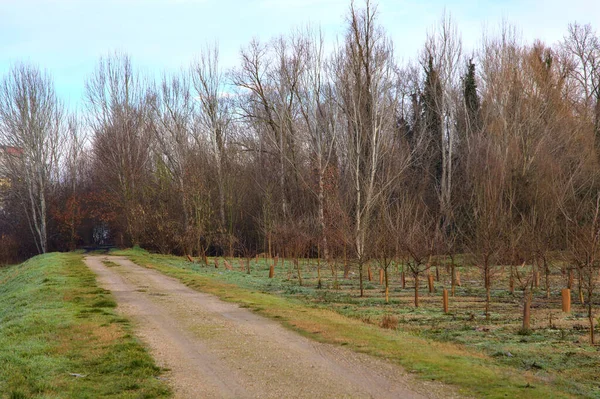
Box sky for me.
[1,0,599,108]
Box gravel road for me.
[84,255,455,399]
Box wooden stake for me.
[214,259,219,269]
[455,270,461,286]
[561,288,571,313]
[186,254,194,263]
[269,263,274,278]
[428,273,434,293]
[294,258,303,286]
[443,288,449,313]
[379,269,384,285]
[367,267,373,281]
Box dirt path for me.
[84,255,454,399]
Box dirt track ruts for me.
[84,255,455,399]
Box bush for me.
[0,234,19,265]
[380,314,399,330]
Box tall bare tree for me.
[148,71,195,249]
[291,27,340,279]
[0,63,64,254]
[192,45,231,232]
[422,13,462,242]
[85,52,152,246]
[561,23,600,143]
[334,0,407,296]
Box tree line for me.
[1,1,599,317]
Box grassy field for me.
[0,252,170,398]
[114,247,600,398]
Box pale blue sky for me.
[1,0,599,108]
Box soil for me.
[84,255,456,399]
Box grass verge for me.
[114,248,578,399]
[0,252,170,398]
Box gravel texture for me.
[85,255,457,399]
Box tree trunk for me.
[268,231,272,259]
[217,156,226,231]
[522,290,531,332]
[568,269,573,289]
[317,244,322,289]
[401,270,406,289]
[451,263,456,296]
[343,244,349,279]
[333,260,339,290]
[484,262,491,321]
[578,268,584,304]
[588,273,595,345]
[414,273,420,307]
[545,263,550,299]
[384,267,389,303]
[358,260,364,297]
[317,164,330,278]
[295,258,303,286]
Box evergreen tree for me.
[422,55,443,184]
[463,58,480,134]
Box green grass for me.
[114,250,587,399]
[0,252,170,398]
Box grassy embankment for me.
[0,252,170,398]
[114,247,599,398]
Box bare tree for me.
[148,70,195,251]
[59,113,88,250]
[560,23,600,143]
[232,38,303,256]
[334,0,407,296]
[395,196,436,307]
[290,27,340,282]
[192,45,232,232]
[559,138,600,343]
[422,12,463,242]
[0,63,65,254]
[464,130,509,319]
[85,52,152,246]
